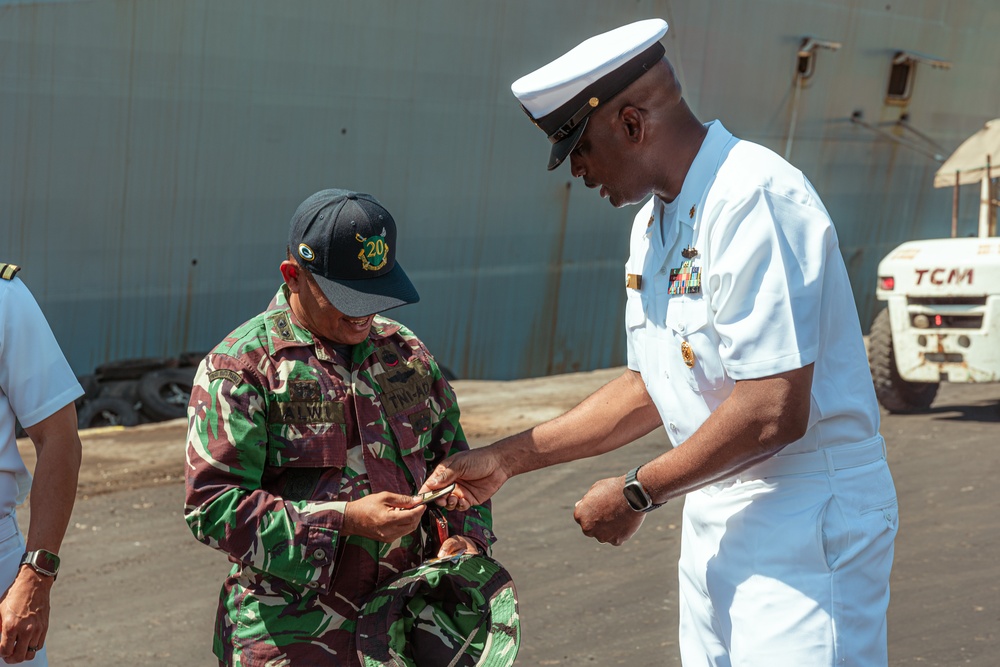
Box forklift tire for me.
[98,379,141,402]
[138,367,196,421]
[75,374,101,409]
[78,397,141,429]
[868,308,939,413]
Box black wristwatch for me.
[623,465,664,513]
[20,549,60,578]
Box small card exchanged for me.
[415,483,457,506]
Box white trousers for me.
[677,452,897,667]
[0,512,46,666]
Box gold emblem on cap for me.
[589,97,599,107]
[297,243,315,262]
[681,341,696,368]
[357,230,389,272]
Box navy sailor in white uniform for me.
[0,264,83,665]
[421,19,897,666]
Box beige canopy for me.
[934,118,1000,188]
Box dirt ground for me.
[16,367,1000,666]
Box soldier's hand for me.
[343,492,426,543]
[421,449,509,512]
[436,535,480,559]
[573,476,644,547]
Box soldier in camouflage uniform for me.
[184,189,495,666]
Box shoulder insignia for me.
[269,313,296,342]
[208,369,244,387]
[0,264,21,280]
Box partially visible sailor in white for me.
[0,263,82,665]
[422,18,898,667]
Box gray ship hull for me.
[2,0,997,379]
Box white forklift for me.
[869,119,1000,412]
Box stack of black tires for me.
[75,353,206,430]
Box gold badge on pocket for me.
[681,341,696,369]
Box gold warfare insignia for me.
[297,243,315,262]
[681,341,696,369]
[208,369,244,387]
[356,230,389,271]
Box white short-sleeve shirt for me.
[0,276,83,509]
[625,121,879,453]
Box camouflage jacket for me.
[184,285,495,666]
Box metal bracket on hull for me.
[849,111,946,163]
[785,37,842,160]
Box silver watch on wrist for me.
[623,465,664,513]
[20,549,60,578]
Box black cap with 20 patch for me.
[288,189,419,318]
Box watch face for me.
[23,550,60,576]
[36,550,60,574]
[623,483,649,511]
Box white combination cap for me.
[511,18,669,170]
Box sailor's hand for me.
[0,568,51,664]
[574,476,644,546]
[421,448,510,512]
[436,535,480,559]
[343,492,426,543]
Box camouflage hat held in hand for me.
[356,553,520,667]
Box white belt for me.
[746,435,887,479]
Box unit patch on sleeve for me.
[208,369,244,387]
